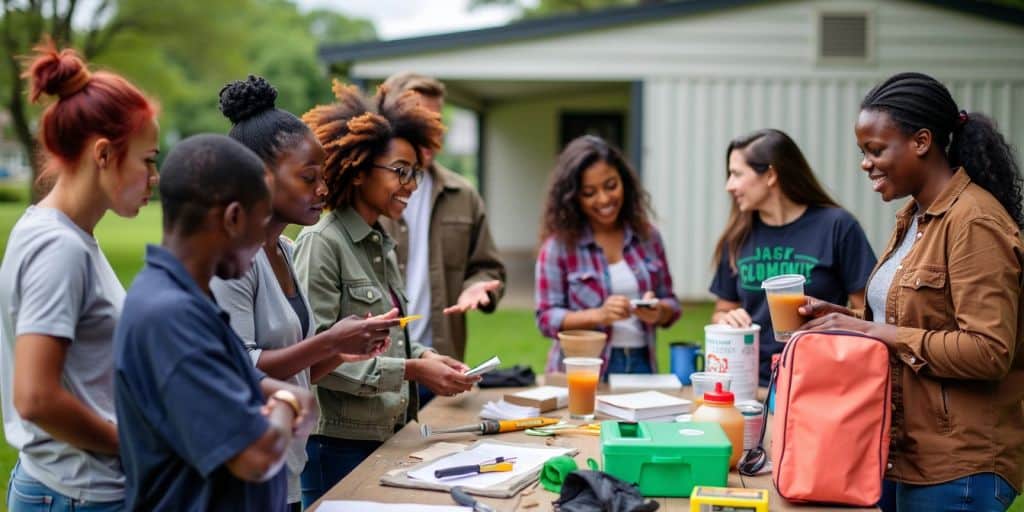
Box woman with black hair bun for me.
[800,72,1024,511]
[210,75,400,511]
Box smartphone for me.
[465,355,501,377]
[630,298,659,309]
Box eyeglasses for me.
[372,164,423,186]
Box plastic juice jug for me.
[692,382,744,468]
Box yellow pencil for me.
[399,315,423,328]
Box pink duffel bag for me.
[771,330,892,506]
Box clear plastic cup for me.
[761,274,807,342]
[690,372,732,405]
[564,357,602,420]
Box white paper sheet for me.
[480,400,539,420]
[317,502,470,512]
[465,355,501,377]
[407,442,572,488]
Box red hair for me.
[22,40,157,182]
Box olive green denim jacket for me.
[293,207,432,441]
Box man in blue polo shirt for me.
[114,134,316,511]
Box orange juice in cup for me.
[564,357,602,420]
[761,274,808,342]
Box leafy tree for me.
[1,0,375,200]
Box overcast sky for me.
[296,0,530,40]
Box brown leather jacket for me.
[380,163,506,360]
[864,169,1024,491]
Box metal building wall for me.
[644,77,1024,300]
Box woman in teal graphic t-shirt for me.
[709,129,877,385]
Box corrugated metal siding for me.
[347,0,1024,303]
[645,77,1024,300]
[354,0,1024,81]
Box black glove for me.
[553,470,659,512]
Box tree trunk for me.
[4,43,41,202]
[8,94,41,203]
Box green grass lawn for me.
[0,202,1021,509]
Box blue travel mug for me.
[669,342,704,385]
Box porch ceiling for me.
[377,79,629,110]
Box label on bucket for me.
[703,324,760,402]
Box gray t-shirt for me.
[868,215,919,323]
[0,206,125,502]
[210,239,313,504]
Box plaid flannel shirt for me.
[535,224,681,374]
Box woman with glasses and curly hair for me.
[293,82,479,506]
[535,135,681,378]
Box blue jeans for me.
[417,383,435,409]
[299,435,382,509]
[605,347,653,376]
[879,473,1018,512]
[7,462,123,511]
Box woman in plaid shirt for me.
[535,135,681,377]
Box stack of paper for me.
[480,400,540,420]
[503,386,569,412]
[596,390,692,421]
[607,373,682,391]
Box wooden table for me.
[314,386,878,511]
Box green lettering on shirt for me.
[738,245,819,291]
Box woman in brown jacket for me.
[800,72,1023,511]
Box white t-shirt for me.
[0,206,125,501]
[210,239,312,504]
[608,260,645,348]
[403,171,434,347]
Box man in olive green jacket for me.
[378,73,506,364]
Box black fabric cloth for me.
[553,470,659,512]
[477,365,535,388]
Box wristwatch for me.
[270,389,302,417]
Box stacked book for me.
[596,391,692,422]
[607,373,682,392]
[502,386,569,413]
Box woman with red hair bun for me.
[0,40,158,511]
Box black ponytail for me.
[218,75,311,165]
[862,72,1024,228]
[949,112,1023,228]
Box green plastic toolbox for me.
[600,421,731,497]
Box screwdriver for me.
[420,417,560,437]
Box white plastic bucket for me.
[703,324,760,402]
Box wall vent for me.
[820,13,869,59]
